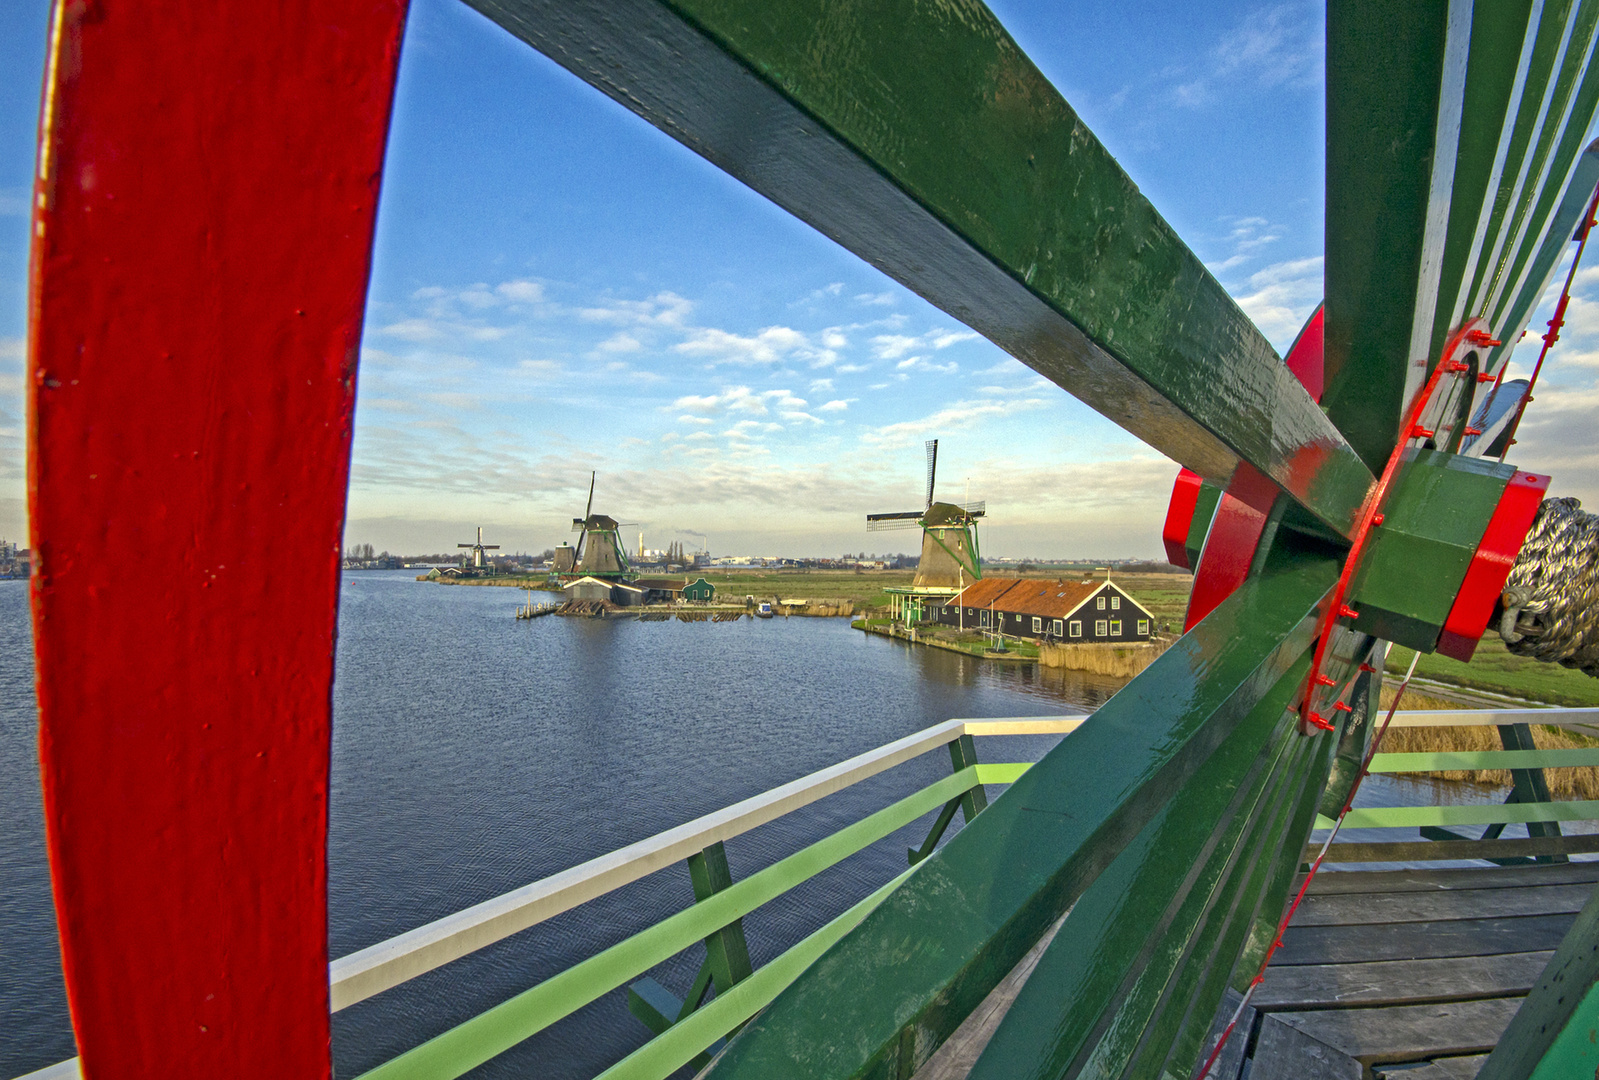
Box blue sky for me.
[2,0,1594,559]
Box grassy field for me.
[1386,638,1599,708]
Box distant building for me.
[932,576,1155,644]
[680,577,715,602]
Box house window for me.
[1111,596,1120,610]
[1111,620,1122,636]
[1097,596,1106,610]
[1095,619,1108,636]
[1053,619,1064,637]
[981,609,991,627]
[1138,619,1149,636]
[1069,621,1082,637]
[1032,616,1042,633]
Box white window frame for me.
[1032,616,1042,633]
[1095,619,1108,636]
[1138,619,1149,636]
[1110,619,1122,636]
[1069,620,1082,637]
[1053,619,1064,637]
[1111,596,1120,610]
[1097,596,1106,610]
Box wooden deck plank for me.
[1375,1055,1488,1080]
[1293,883,1592,926]
[1302,863,1599,896]
[1273,998,1523,1064]
[1271,914,1575,965]
[1253,952,1553,1009]
[1250,1015,1362,1080]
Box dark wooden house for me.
[932,577,1156,644]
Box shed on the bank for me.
[562,576,615,603]
[611,581,646,606]
[680,577,716,602]
[632,577,684,603]
[934,576,1156,644]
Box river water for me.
[1,571,1128,1078]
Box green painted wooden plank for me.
[1369,748,1599,772]
[973,763,1031,784]
[597,871,914,1080]
[965,659,1313,1080]
[701,556,1339,1080]
[1479,862,1599,1080]
[466,0,1376,538]
[1317,801,1599,831]
[1082,694,1329,1080]
[1477,0,1599,324]
[1325,0,1468,472]
[352,769,977,1080]
[1426,0,1539,368]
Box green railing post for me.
[908,735,989,866]
[1500,722,1565,865]
[626,842,755,1068]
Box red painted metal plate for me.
[1437,470,1552,662]
[1162,468,1203,569]
[1183,462,1278,632]
[28,1,406,1074]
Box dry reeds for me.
[1374,686,1599,800]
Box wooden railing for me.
[18,708,1599,1080]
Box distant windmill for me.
[866,439,983,589]
[457,526,500,573]
[569,471,631,578]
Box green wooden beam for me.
[1479,870,1599,1080]
[965,658,1328,1080]
[700,555,1339,1080]
[466,0,1375,538]
[1326,0,1599,470]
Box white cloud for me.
[818,399,854,412]
[379,318,445,341]
[596,332,642,354]
[680,414,715,425]
[1229,255,1322,349]
[871,328,977,360]
[580,291,694,328]
[861,395,1050,448]
[497,280,545,303]
[855,291,895,306]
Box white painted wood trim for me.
[1389,708,1599,731]
[328,716,1085,1009]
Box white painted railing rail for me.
[327,715,1087,1010]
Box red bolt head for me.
[1464,427,1483,436]
[1477,372,1496,383]
[1445,361,1469,373]
[1334,701,1353,712]
[1359,663,1376,673]
[1306,712,1335,731]
[1411,425,1435,440]
[1314,673,1336,686]
[1338,604,1360,620]
[1372,512,1385,525]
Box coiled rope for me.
[1500,497,1599,678]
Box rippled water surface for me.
[0,572,1126,1078]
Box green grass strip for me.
[593,869,916,1080]
[1316,800,1599,830]
[354,769,978,1080]
[1369,749,1599,772]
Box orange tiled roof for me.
[952,577,1109,619]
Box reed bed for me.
[1375,687,1599,800]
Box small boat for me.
[755,602,773,619]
